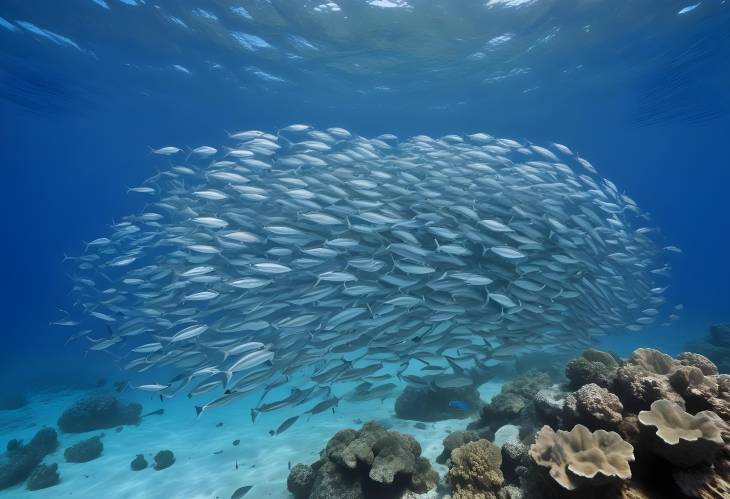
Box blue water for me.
[0,1,729,496]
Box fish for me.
[170,324,208,343]
[448,400,470,411]
[191,146,217,156]
[151,146,181,155]
[306,396,339,415]
[272,415,299,435]
[231,485,253,499]
[142,408,165,417]
[135,384,169,392]
[61,126,676,417]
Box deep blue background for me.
[1,0,728,384]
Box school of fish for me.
[59,126,680,422]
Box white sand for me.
[0,381,504,499]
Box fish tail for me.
[195,405,204,417]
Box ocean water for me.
[1,1,729,498]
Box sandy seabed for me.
[0,382,504,499]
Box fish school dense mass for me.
[58,126,680,423]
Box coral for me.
[451,346,730,499]
[395,381,480,422]
[324,429,359,464]
[130,454,148,471]
[153,450,175,470]
[497,484,524,499]
[288,463,317,499]
[309,460,363,499]
[290,421,436,498]
[563,383,623,431]
[529,424,634,491]
[369,433,420,484]
[626,348,675,374]
[565,349,619,390]
[638,399,726,467]
[609,347,730,425]
[57,393,142,433]
[677,352,718,376]
[448,439,504,499]
[617,415,641,447]
[669,365,720,412]
[500,441,529,483]
[0,427,58,490]
[612,349,684,412]
[533,387,565,428]
[26,463,60,491]
[410,456,439,493]
[341,439,375,470]
[477,371,551,436]
[718,375,730,400]
[437,430,480,464]
[64,435,103,463]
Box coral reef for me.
[529,424,634,491]
[288,421,437,498]
[64,435,104,463]
[447,439,504,499]
[444,344,730,499]
[153,450,175,470]
[57,393,142,433]
[533,387,566,428]
[612,348,685,412]
[563,383,623,431]
[565,349,619,390]
[0,427,58,490]
[471,371,552,439]
[500,441,530,484]
[26,463,60,491]
[437,430,480,464]
[394,381,481,422]
[288,463,317,499]
[638,399,725,467]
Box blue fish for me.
[448,400,469,411]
